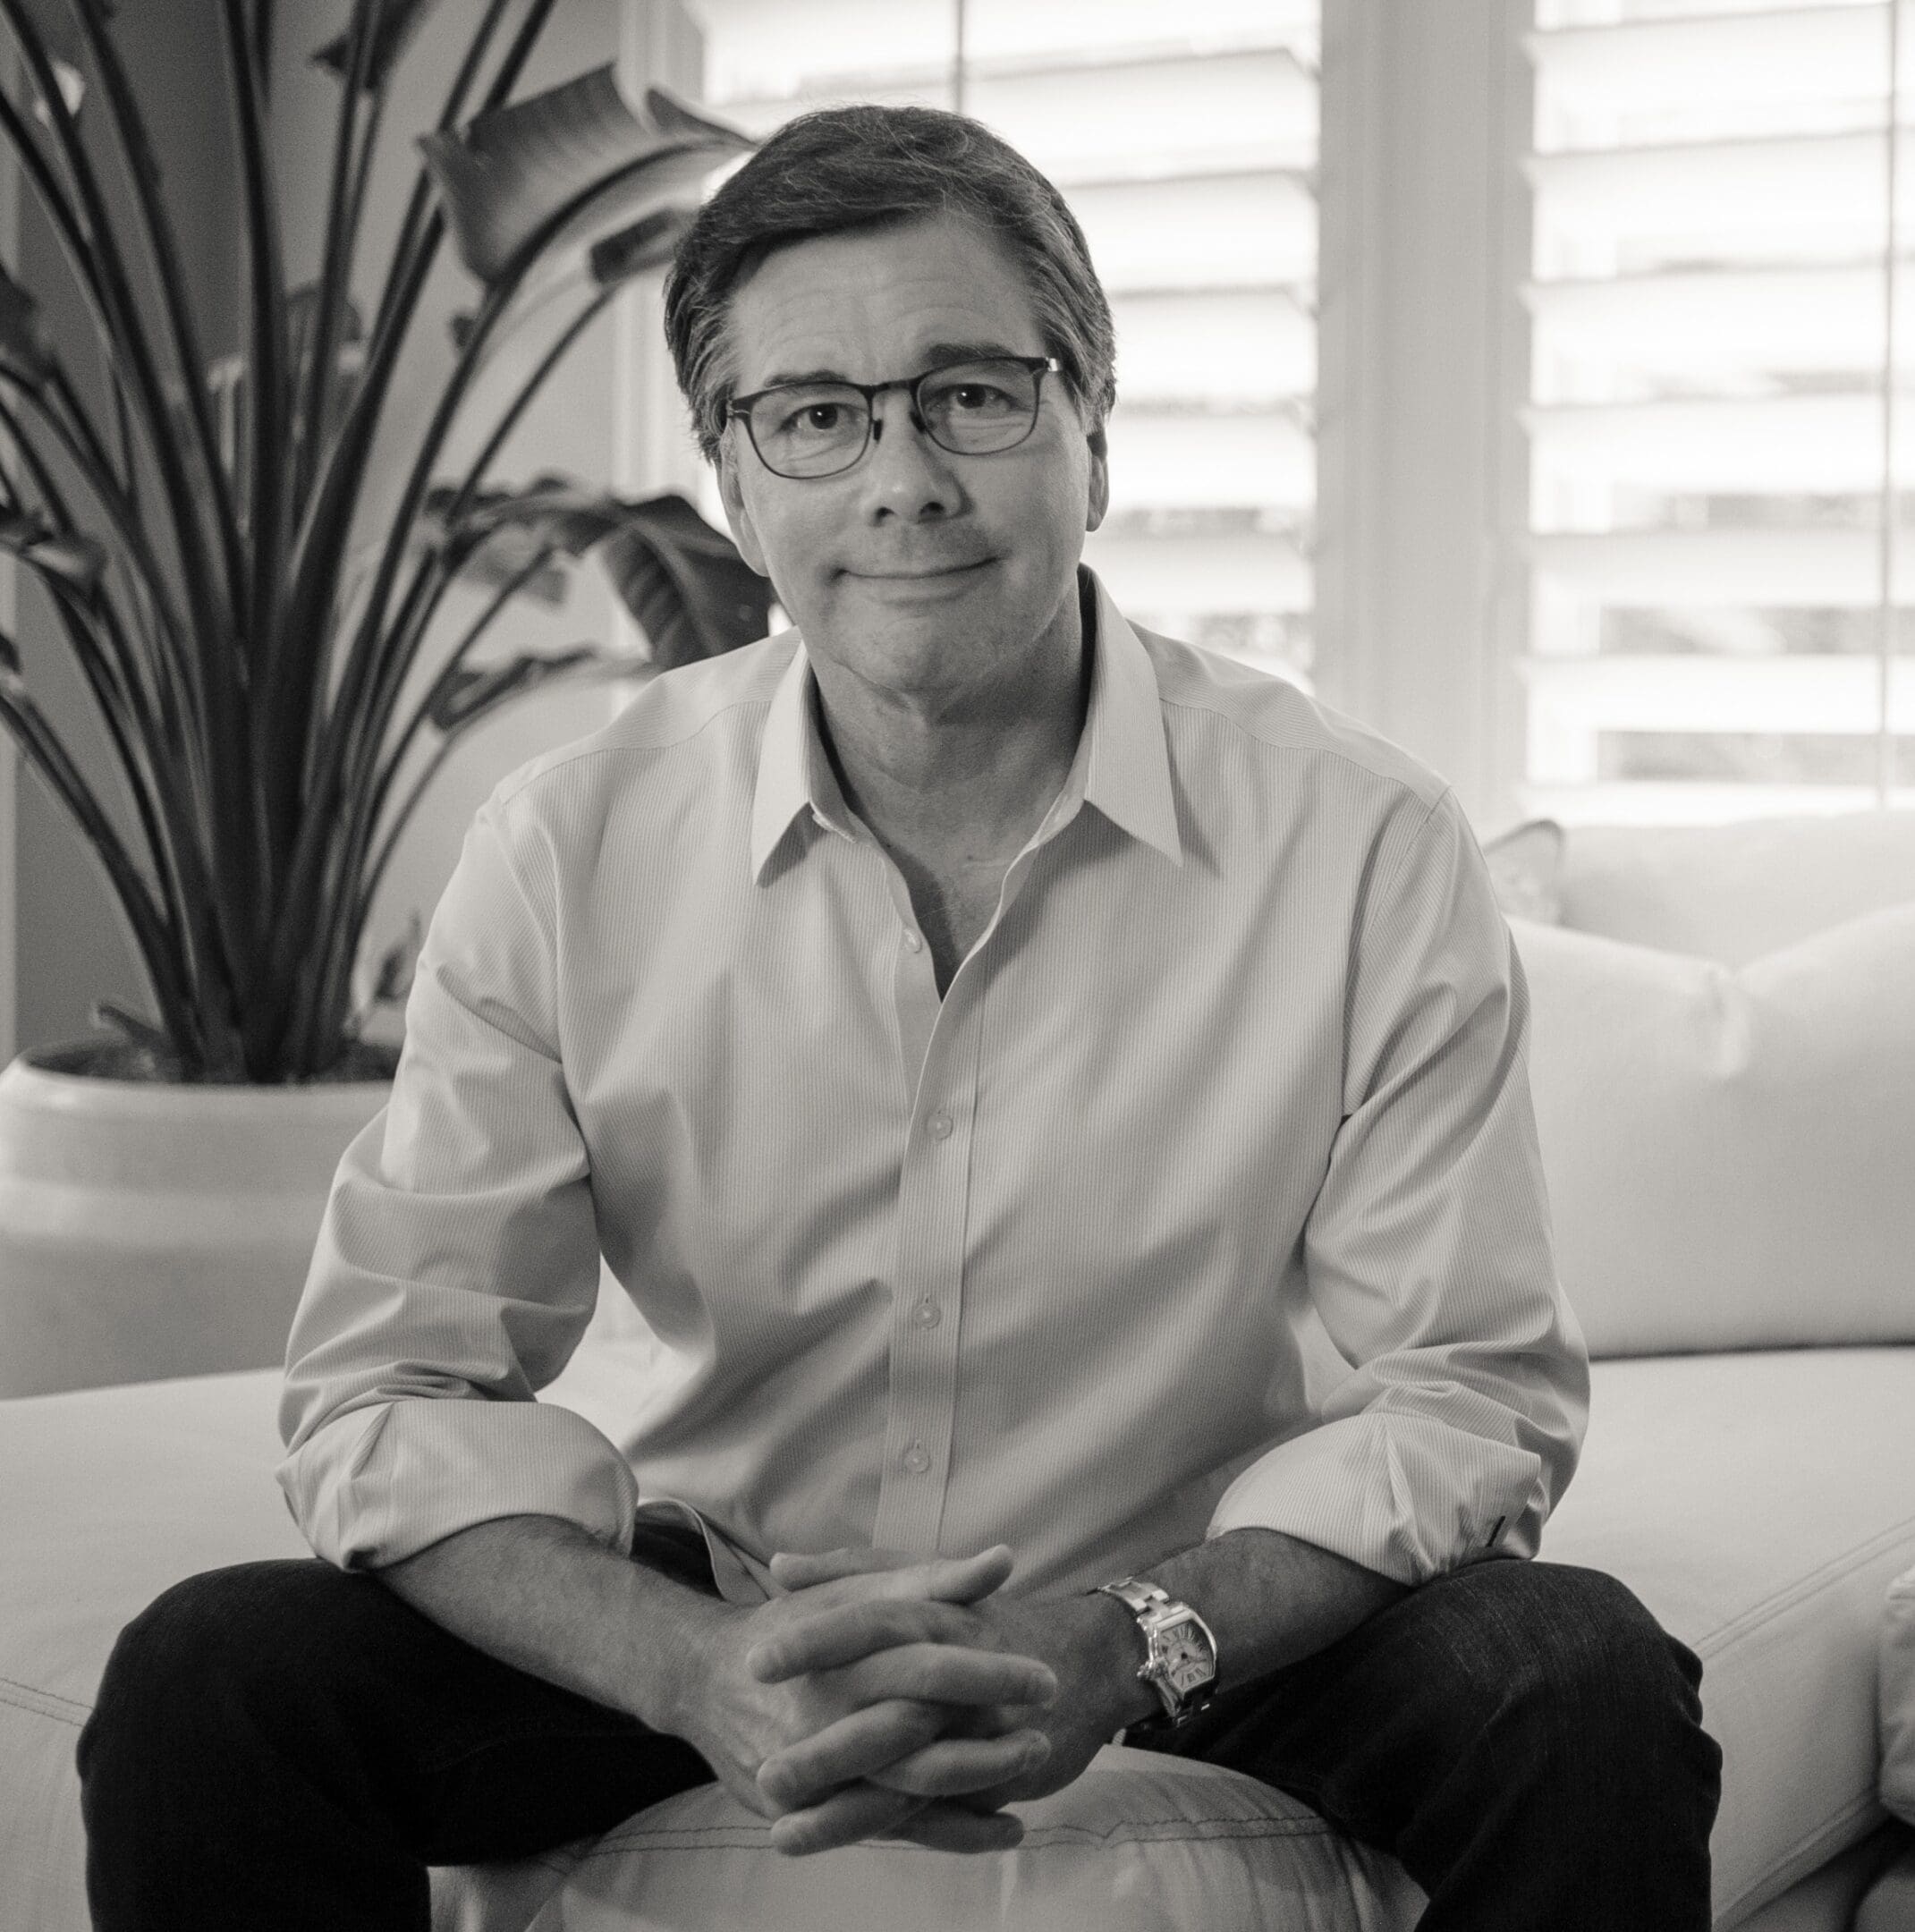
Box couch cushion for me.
[0,1371,309,1932]
[1512,906,1915,1356]
[7,1353,1911,1932]
[1557,813,1915,966]
[1882,1567,1915,1828]
[434,1750,1427,1932]
[0,1371,1423,1932]
[1543,1351,1915,1928]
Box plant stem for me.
[291,0,377,517]
[69,5,252,641]
[0,665,207,1072]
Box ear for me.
[716,445,768,577]
[1083,421,1110,536]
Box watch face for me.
[1159,1616,1215,1697]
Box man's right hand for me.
[669,1544,1058,1855]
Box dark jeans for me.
[77,1547,1720,1931]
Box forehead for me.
[723,215,1046,389]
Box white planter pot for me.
[0,1049,389,1398]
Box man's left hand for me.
[748,1546,1144,1851]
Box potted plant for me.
[0,0,767,1394]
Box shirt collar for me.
[749,565,1182,884]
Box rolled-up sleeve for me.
[276,789,640,1570]
[1207,789,1589,1584]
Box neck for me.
[810,584,1093,866]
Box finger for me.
[890,1802,1026,1855]
[804,1545,1014,1613]
[837,1642,1057,1712]
[751,1604,1056,1699]
[748,1597,980,1679]
[761,1697,1044,1810]
[756,1633,1055,1712]
[756,1699,945,1812]
[767,1781,926,1857]
[862,1729,1052,1799]
[768,1546,917,1589]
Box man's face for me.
[715,214,1109,708]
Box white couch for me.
[3,811,1913,1930]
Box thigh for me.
[1166,1556,1711,1854]
[84,1554,716,1869]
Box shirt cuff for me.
[276,1396,641,1571]
[631,1498,776,1606]
[1204,1411,1548,1586]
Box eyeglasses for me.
[725,355,1063,480]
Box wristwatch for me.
[1093,1575,1219,1736]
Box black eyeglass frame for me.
[724,354,1065,479]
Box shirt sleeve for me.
[276,788,640,1570]
[1206,788,1589,1584]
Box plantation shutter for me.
[681,0,1321,684]
[1522,0,1915,822]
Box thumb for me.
[767,1546,919,1590]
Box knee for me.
[1450,1563,1720,1788]
[81,1560,364,1780]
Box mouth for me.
[846,558,994,581]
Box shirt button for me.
[902,1441,931,1474]
[913,1298,941,1328]
[928,1111,953,1140]
[903,929,923,953]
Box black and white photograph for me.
[0,3,1911,1928]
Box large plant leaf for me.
[419,71,750,285]
[312,0,444,89]
[419,479,770,666]
[422,472,621,572]
[0,511,105,594]
[588,204,695,287]
[426,642,626,731]
[599,493,772,670]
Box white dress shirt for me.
[279,570,1589,1603]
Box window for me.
[1522,0,1915,821]
[673,0,1321,686]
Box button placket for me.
[873,1004,981,1553]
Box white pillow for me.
[1511,904,1915,1357]
[1560,813,1915,966]
[433,1749,1426,1932]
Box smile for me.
[847,559,994,581]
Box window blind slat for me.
[1529,527,1915,606]
[1521,0,1906,822]
[1521,651,1915,730]
[1527,264,1914,372]
[1528,391,1915,492]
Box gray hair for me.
[663,102,1117,465]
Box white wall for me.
[1315,0,1534,835]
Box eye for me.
[769,400,845,436]
[945,381,1013,412]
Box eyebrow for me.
[751,341,1033,390]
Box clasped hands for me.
[679,1543,1131,1857]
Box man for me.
[79,103,1721,1928]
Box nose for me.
[859,386,962,522]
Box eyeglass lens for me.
[745,359,1043,478]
